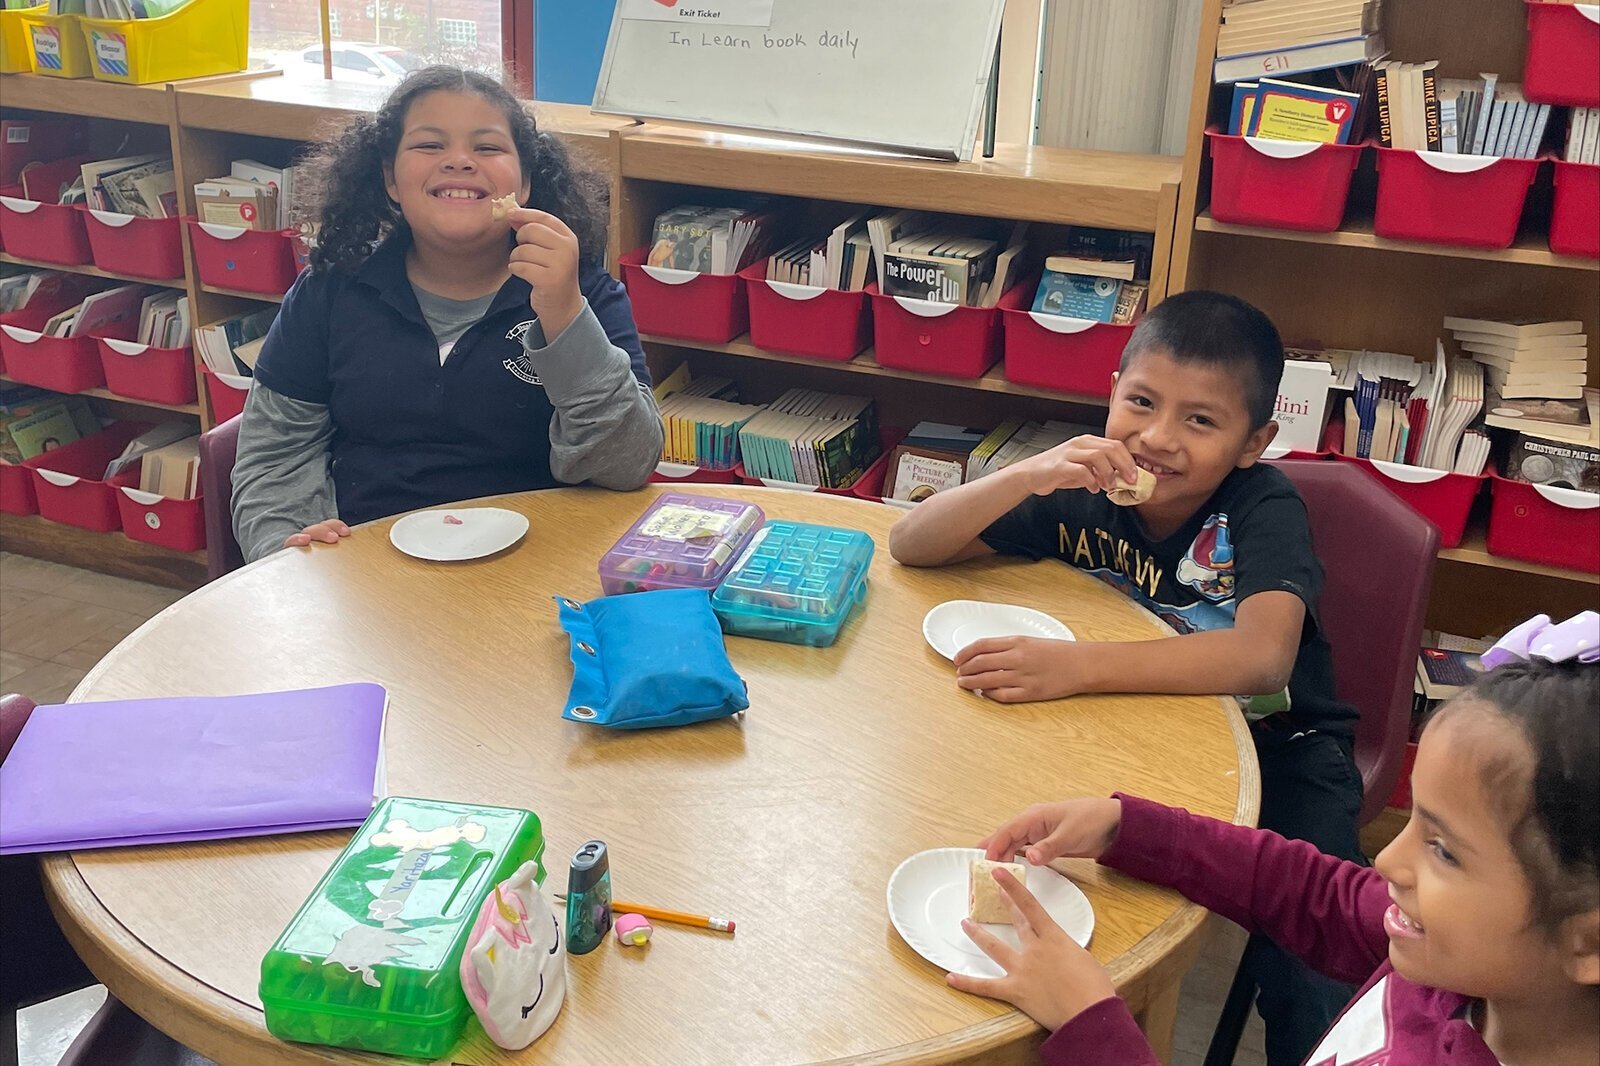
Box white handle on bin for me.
[1026,312,1099,334]
[0,196,40,215]
[1370,459,1450,484]
[640,264,699,286]
[198,222,250,241]
[213,371,252,390]
[766,280,827,302]
[88,209,136,228]
[893,295,960,318]
[119,487,166,505]
[1578,4,1599,25]
[758,477,820,493]
[36,470,81,488]
[102,338,151,356]
[1244,138,1324,160]
[1532,484,1600,510]
[1415,150,1500,174]
[0,324,43,344]
[653,461,699,478]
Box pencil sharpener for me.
[564,839,612,955]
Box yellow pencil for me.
[556,895,736,934]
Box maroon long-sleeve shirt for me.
[1040,796,1502,1066]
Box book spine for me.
[1422,66,1441,152]
[1374,65,1393,148]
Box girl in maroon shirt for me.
[952,611,1599,1066]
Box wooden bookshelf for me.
[0,252,187,287]
[0,512,204,590]
[198,284,284,305]
[1193,213,1600,273]
[0,375,199,417]
[1171,0,1600,636]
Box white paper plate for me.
[922,600,1075,660]
[389,507,529,561]
[887,847,1094,978]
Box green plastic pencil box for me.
[260,797,544,1059]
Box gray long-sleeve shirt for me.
[232,293,661,562]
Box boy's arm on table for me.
[888,438,1138,567]
[954,590,1304,702]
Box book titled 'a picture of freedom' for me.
[0,683,387,855]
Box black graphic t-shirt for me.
[980,463,1355,741]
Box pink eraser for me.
[614,913,652,946]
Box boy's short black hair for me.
[1119,291,1285,429]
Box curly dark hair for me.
[1432,657,1599,932]
[297,66,608,272]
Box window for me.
[327,10,340,37]
[437,18,477,48]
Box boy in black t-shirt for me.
[889,291,1362,1065]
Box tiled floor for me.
[0,552,1265,1065]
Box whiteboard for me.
[592,0,1006,162]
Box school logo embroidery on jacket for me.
[503,321,542,386]
[1306,975,1392,1066]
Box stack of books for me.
[0,268,93,316]
[1378,68,1552,158]
[0,386,100,465]
[1227,75,1367,143]
[1339,346,1488,475]
[653,371,763,472]
[1448,316,1600,455]
[134,290,191,350]
[74,155,178,218]
[1214,0,1385,83]
[1031,227,1152,324]
[29,284,149,341]
[764,210,874,290]
[194,308,276,379]
[736,390,879,489]
[647,202,777,275]
[966,420,1089,482]
[194,160,300,231]
[882,419,1094,503]
[1566,108,1600,166]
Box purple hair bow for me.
[1479,611,1600,671]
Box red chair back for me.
[1270,459,1439,825]
[199,415,245,581]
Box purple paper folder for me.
[0,683,387,855]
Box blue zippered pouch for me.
[555,589,749,729]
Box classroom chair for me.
[1205,458,1439,1065]
[199,415,245,581]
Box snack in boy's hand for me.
[1105,466,1156,506]
[490,193,520,222]
[969,858,1028,924]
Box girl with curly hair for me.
[231,67,661,561]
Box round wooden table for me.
[43,486,1258,1066]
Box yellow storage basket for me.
[0,4,46,74]
[21,11,92,78]
[78,0,248,85]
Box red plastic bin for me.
[1334,451,1487,548]
[25,421,146,532]
[116,485,205,553]
[735,426,907,501]
[1549,160,1600,260]
[0,461,37,515]
[0,309,105,393]
[618,247,747,344]
[1485,475,1599,573]
[1373,148,1539,249]
[84,209,185,280]
[188,221,302,295]
[203,368,250,423]
[1206,130,1363,232]
[739,262,871,361]
[97,338,198,406]
[0,196,91,264]
[870,283,1013,379]
[1001,279,1133,399]
[1524,1,1600,107]
[648,461,742,486]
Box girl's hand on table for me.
[946,868,1117,1031]
[979,797,1123,866]
[285,520,351,549]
